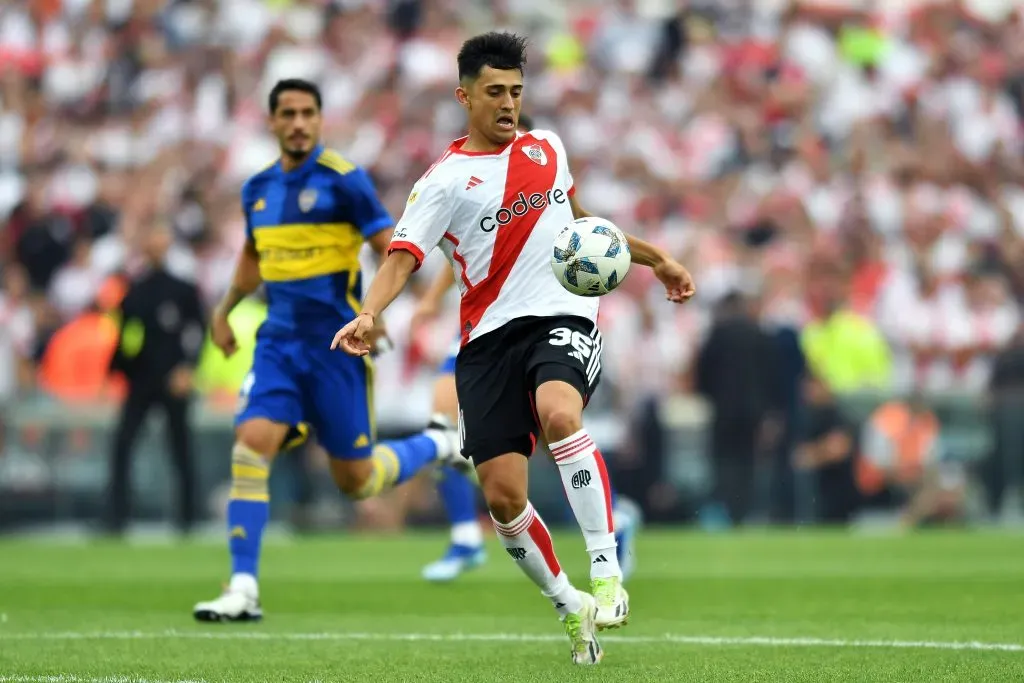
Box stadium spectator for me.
[37,275,126,405]
[695,291,779,526]
[759,280,808,524]
[857,396,966,527]
[801,261,892,393]
[984,323,1024,517]
[794,374,859,524]
[106,221,205,535]
[0,264,36,404]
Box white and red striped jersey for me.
[389,129,598,345]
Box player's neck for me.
[460,130,510,153]
[279,150,313,172]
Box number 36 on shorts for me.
[548,326,602,381]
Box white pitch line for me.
[0,630,1021,653]
[0,677,205,683]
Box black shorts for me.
[455,315,602,465]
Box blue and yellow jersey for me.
[241,145,392,341]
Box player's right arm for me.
[332,178,452,356]
[212,186,265,357]
[211,239,261,358]
[219,240,262,315]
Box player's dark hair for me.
[268,79,322,114]
[457,32,528,81]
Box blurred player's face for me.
[145,225,173,263]
[457,67,522,148]
[270,90,321,161]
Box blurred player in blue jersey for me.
[412,113,641,583]
[411,272,487,582]
[193,79,468,622]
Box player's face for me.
[458,67,522,147]
[144,224,173,263]
[270,90,321,160]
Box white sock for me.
[424,429,450,460]
[229,572,258,597]
[543,573,581,621]
[550,429,622,581]
[451,520,483,547]
[491,502,582,617]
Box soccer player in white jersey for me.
[333,32,695,665]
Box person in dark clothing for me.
[695,291,780,525]
[10,181,77,292]
[107,222,206,535]
[764,319,807,523]
[648,6,692,82]
[984,324,1024,517]
[794,375,858,524]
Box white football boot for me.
[193,582,263,623]
[562,590,604,665]
[591,575,629,630]
[421,544,487,583]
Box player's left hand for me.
[168,365,194,397]
[653,259,696,303]
[331,312,376,356]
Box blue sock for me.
[361,434,439,496]
[437,466,478,526]
[227,443,271,578]
[228,499,269,576]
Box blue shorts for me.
[439,335,460,375]
[235,336,374,459]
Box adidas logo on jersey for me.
[465,176,484,191]
[478,188,568,233]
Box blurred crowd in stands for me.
[3,0,1024,526]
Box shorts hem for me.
[324,444,375,461]
[531,363,589,401]
[463,435,536,466]
[234,409,299,431]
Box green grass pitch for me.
[0,530,1021,682]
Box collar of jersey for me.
[272,143,325,181]
[448,134,518,157]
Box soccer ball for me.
[551,217,631,297]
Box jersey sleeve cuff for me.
[360,216,394,239]
[388,241,425,271]
[567,185,576,198]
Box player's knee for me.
[481,478,528,524]
[330,459,374,498]
[235,421,284,460]
[476,452,530,522]
[538,406,583,444]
